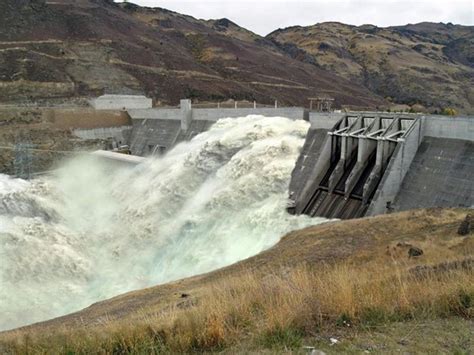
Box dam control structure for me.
[288,114,419,219]
[74,98,472,219]
[289,112,473,218]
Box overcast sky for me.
[119,0,473,35]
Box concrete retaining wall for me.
[422,115,474,140]
[293,134,334,215]
[309,112,345,129]
[92,95,152,110]
[128,109,182,120]
[73,126,132,143]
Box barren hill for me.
[0,0,383,109]
[268,22,474,113]
[1,1,472,112]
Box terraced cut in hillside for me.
[0,0,383,109]
[1,208,473,354]
[268,22,474,113]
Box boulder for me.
[457,214,472,236]
[408,247,423,257]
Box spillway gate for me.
[288,114,418,219]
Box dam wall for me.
[54,96,471,218]
[309,112,345,129]
[122,104,474,218]
[128,119,183,156]
[127,100,309,156]
[128,108,183,121]
[394,137,474,211]
[290,112,474,219]
[193,107,307,121]
[128,106,306,123]
[422,115,474,140]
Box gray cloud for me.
[121,0,473,35]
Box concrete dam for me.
[81,98,473,220]
[1,97,472,330]
[287,114,418,219]
[289,113,473,218]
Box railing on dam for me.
[288,114,419,219]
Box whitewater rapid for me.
[0,115,326,331]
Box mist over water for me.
[0,115,326,331]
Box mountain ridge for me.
[0,0,472,112]
[268,21,474,112]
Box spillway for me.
[0,115,326,331]
[290,114,417,219]
[289,112,473,219]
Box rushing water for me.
[0,115,326,331]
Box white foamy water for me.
[0,115,326,331]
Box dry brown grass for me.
[2,258,473,354]
[1,208,473,354]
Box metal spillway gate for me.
[288,114,418,219]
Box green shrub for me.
[260,326,303,349]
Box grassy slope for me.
[1,208,473,353]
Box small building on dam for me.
[79,97,473,220]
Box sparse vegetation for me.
[269,22,474,113]
[2,251,473,352]
[186,33,207,62]
[442,107,458,116]
[1,209,472,354]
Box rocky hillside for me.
[268,22,474,113]
[0,107,129,174]
[1,1,472,112]
[0,0,383,109]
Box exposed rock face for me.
[410,258,474,279]
[0,108,124,175]
[408,247,424,258]
[458,214,473,236]
[268,22,474,113]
